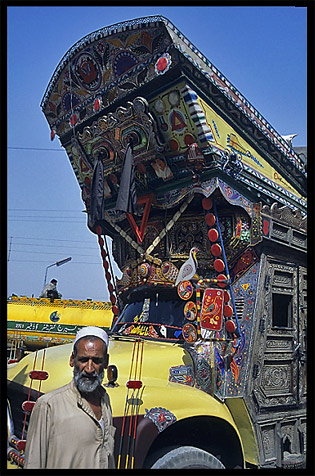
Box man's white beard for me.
[73,367,104,394]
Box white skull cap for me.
[74,326,109,348]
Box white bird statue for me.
[175,247,199,285]
[281,134,298,147]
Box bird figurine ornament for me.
[175,247,199,285]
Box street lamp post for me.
[43,257,72,288]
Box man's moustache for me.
[80,372,98,379]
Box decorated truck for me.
[7,16,306,469]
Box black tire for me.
[150,445,225,469]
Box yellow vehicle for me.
[7,16,306,469]
[7,296,113,354]
[7,295,256,469]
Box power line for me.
[12,243,96,249]
[10,250,98,257]
[10,236,98,243]
[7,208,84,213]
[8,147,65,152]
[8,215,86,219]
[9,259,101,265]
[8,218,86,223]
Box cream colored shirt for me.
[24,379,116,469]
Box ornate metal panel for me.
[260,423,277,465]
[246,256,306,468]
[257,418,306,468]
[298,266,307,404]
[252,259,300,408]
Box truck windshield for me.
[111,289,188,342]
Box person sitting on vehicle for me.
[39,279,62,299]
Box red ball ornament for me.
[98,237,104,247]
[208,228,219,242]
[202,197,213,210]
[217,273,228,288]
[214,259,225,272]
[224,305,233,318]
[101,249,107,259]
[205,213,216,227]
[211,243,222,256]
[108,283,114,293]
[225,319,236,333]
[96,226,102,235]
[224,290,230,303]
[110,294,116,305]
[50,129,56,141]
[105,271,111,281]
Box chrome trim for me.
[7,400,14,441]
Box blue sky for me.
[7,5,307,301]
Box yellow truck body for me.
[7,338,259,469]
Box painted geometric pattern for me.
[41,16,305,177]
[43,25,172,136]
[197,96,303,202]
[148,80,201,156]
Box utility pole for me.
[7,236,13,262]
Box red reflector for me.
[7,359,19,364]
[70,113,77,125]
[156,57,167,72]
[16,440,26,451]
[126,380,142,389]
[29,370,48,380]
[94,98,101,111]
[22,401,35,412]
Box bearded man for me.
[24,326,116,469]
